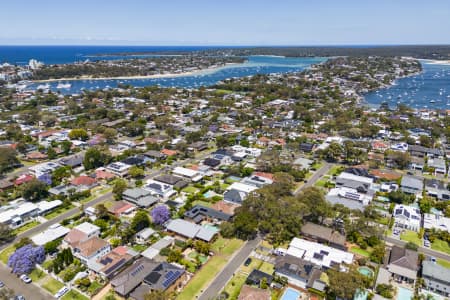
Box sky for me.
[1,0,450,45]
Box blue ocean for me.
[364,61,450,109]
[2,46,450,109]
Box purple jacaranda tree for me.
[7,244,45,275]
[151,205,170,225]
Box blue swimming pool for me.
[203,190,215,198]
[281,288,301,300]
[397,287,413,300]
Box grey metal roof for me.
[166,219,198,238]
[401,175,423,190]
[422,261,450,283]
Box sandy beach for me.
[420,59,450,66]
[32,63,241,83]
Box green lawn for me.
[87,280,104,295]
[192,200,213,208]
[29,268,46,282]
[431,239,450,255]
[259,261,275,275]
[400,230,422,246]
[350,246,371,257]
[222,273,247,300]
[12,220,40,235]
[42,277,65,294]
[45,204,75,220]
[182,186,198,194]
[376,217,390,226]
[328,165,344,176]
[0,245,15,264]
[132,244,148,253]
[311,162,324,170]
[436,258,450,269]
[61,290,89,300]
[314,178,327,187]
[177,238,244,300]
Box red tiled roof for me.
[253,172,274,181]
[14,174,35,185]
[161,149,177,156]
[95,169,116,180]
[71,175,96,186]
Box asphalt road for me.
[294,162,333,195]
[0,263,53,300]
[385,236,450,261]
[0,191,113,252]
[198,237,261,300]
[197,164,334,300]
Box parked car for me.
[54,287,69,298]
[424,240,431,247]
[19,274,31,284]
[15,296,25,300]
[0,280,4,288]
[244,258,252,266]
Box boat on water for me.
[430,100,436,103]
[36,83,50,90]
[56,82,71,89]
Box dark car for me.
[244,258,252,266]
[0,281,4,288]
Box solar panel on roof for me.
[104,258,126,275]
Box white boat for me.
[430,100,436,103]
[36,83,50,90]
[56,83,71,89]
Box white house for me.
[393,204,422,232]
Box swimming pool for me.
[358,266,374,277]
[281,288,301,300]
[397,287,413,300]
[203,224,219,233]
[203,190,215,198]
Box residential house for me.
[245,269,273,286]
[300,222,347,251]
[123,188,158,208]
[422,260,450,297]
[143,150,167,161]
[184,205,232,224]
[111,258,184,299]
[135,228,157,245]
[141,236,175,260]
[153,174,188,190]
[106,162,132,177]
[284,237,354,269]
[90,246,137,279]
[223,182,258,205]
[74,236,111,265]
[423,212,450,232]
[387,246,418,283]
[408,145,444,158]
[425,179,450,201]
[335,171,374,193]
[144,180,177,199]
[393,204,421,232]
[400,175,423,196]
[238,285,271,300]
[326,187,373,211]
[172,166,202,182]
[165,218,217,242]
[428,158,447,175]
[31,223,70,246]
[274,254,324,291]
[108,200,136,217]
[410,156,425,172]
[63,222,101,248]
